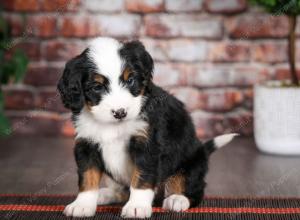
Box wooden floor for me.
[0,136,299,196]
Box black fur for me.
[119,41,154,82]
[135,84,210,205]
[74,139,104,187]
[58,40,220,208]
[119,41,154,97]
[57,48,112,114]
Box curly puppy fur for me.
[58,37,237,218]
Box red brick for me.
[143,39,208,62]
[169,87,244,112]
[167,40,208,62]
[41,0,80,12]
[168,87,202,111]
[274,68,300,81]
[242,88,253,110]
[226,15,289,39]
[26,15,57,38]
[126,0,164,13]
[153,63,187,87]
[296,17,300,37]
[141,38,168,61]
[3,0,40,11]
[232,66,270,86]
[145,15,223,38]
[43,40,85,61]
[141,38,207,62]
[200,88,243,112]
[6,111,69,136]
[205,0,246,14]
[97,15,141,37]
[208,42,250,62]
[165,0,203,12]
[252,42,287,63]
[36,89,67,113]
[192,109,252,138]
[84,0,124,12]
[3,87,35,110]
[4,14,24,36]
[8,41,41,61]
[296,41,300,62]
[24,64,63,87]
[186,65,269,87]
[60,16,100,37]
[191,110,224,138]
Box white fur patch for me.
[64,190,98,217]
[90,84,144,123]
[121,187,154,218]
[98,187,127,205]
[98,175,128,205]
[163,194,190,212]
[214,133,239,148]
[88,37,122,80]
[87,37,145,124]
[75,109,148,185]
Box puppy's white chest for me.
[101,138,133,185]
[98,120,147,185]
[75,111,148,185]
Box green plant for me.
[249,0,300,86]
[0,13,28,136]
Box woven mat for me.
[0,195,300,219]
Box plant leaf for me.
[0,113,11,137]
[0,14,9,42]
[0,90,4,112]
[249,0,300,15]
[11,49,28,83]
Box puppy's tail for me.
[203,133,239,155]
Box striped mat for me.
[0,194,299,219]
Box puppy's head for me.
[58,37,153,123]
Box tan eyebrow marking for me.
[123,68,132,81]
[94,74,105,84]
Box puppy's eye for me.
[92,84,103,92]
[127,77,135,87]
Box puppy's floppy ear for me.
[57,54,85,113]
[120,41,154,81]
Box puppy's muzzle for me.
[112,108,127,120]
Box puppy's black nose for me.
[112,108,127,120]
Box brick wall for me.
[2,0,299,138]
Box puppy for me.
[58,37,237,218]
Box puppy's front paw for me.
[63,191,98,217]
[64,201,96,217]
[163,194,190,212]
[121,201,152,218]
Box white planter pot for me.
[254,81,300,155]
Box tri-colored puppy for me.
[58,37,237,218]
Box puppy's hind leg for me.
[163,172,190,212]
[98,175,129,205]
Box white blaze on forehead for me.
[87,37,123,79]
[84,37,143,123]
